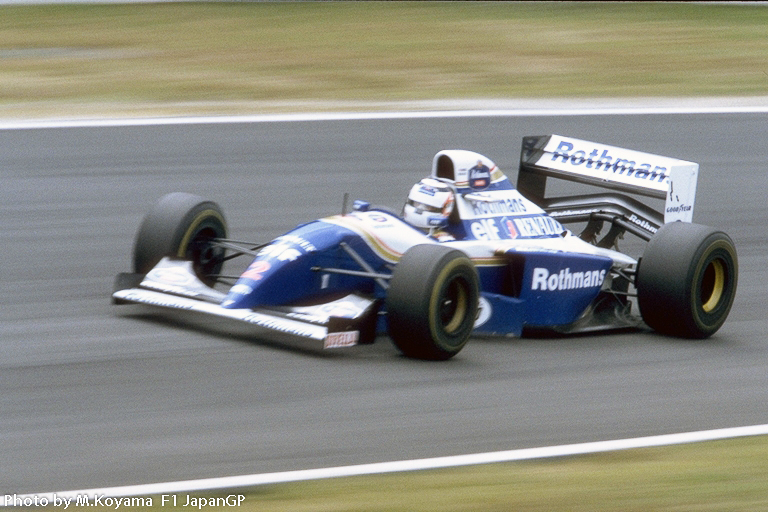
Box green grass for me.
[38,436,768,511]
[1,2,768,117]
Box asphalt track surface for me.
[2,112,766,494]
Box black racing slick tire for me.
[132,192,227,286]
[636,222,737,339]
[386,244,479,360]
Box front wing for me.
[112,258,378,349]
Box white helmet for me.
[403,178,455,229]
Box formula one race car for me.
[112,134,738,360]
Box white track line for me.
[6,423,768,504]
[2,104,768,130]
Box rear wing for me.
[517,135,698,242]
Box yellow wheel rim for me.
[443,281,468,334]
[702,259,726,313]
[177,209,226,257]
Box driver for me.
[402,178,456,238]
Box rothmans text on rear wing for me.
[518,135,698,226]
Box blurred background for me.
[3,3,768,510]
[2,2,768,119]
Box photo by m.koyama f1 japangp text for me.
[113,134,738,360]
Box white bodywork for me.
[533,135,698,223]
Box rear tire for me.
[636,222,737,338]
[133,192,227,286]
[387,244,479,360]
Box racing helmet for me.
[403,178,455,229]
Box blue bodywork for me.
[221,205,614,338]
[219,148,621,338]
[222,219,390,309]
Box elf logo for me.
[531,267,606,291]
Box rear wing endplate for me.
[518,135,698,224]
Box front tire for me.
[133,192,227,286]
[636,222,737,338]
[387,244,479,360]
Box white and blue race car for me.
[112,135,738,360]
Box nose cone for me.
[221,228,325,309]
[221,219,376,310]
